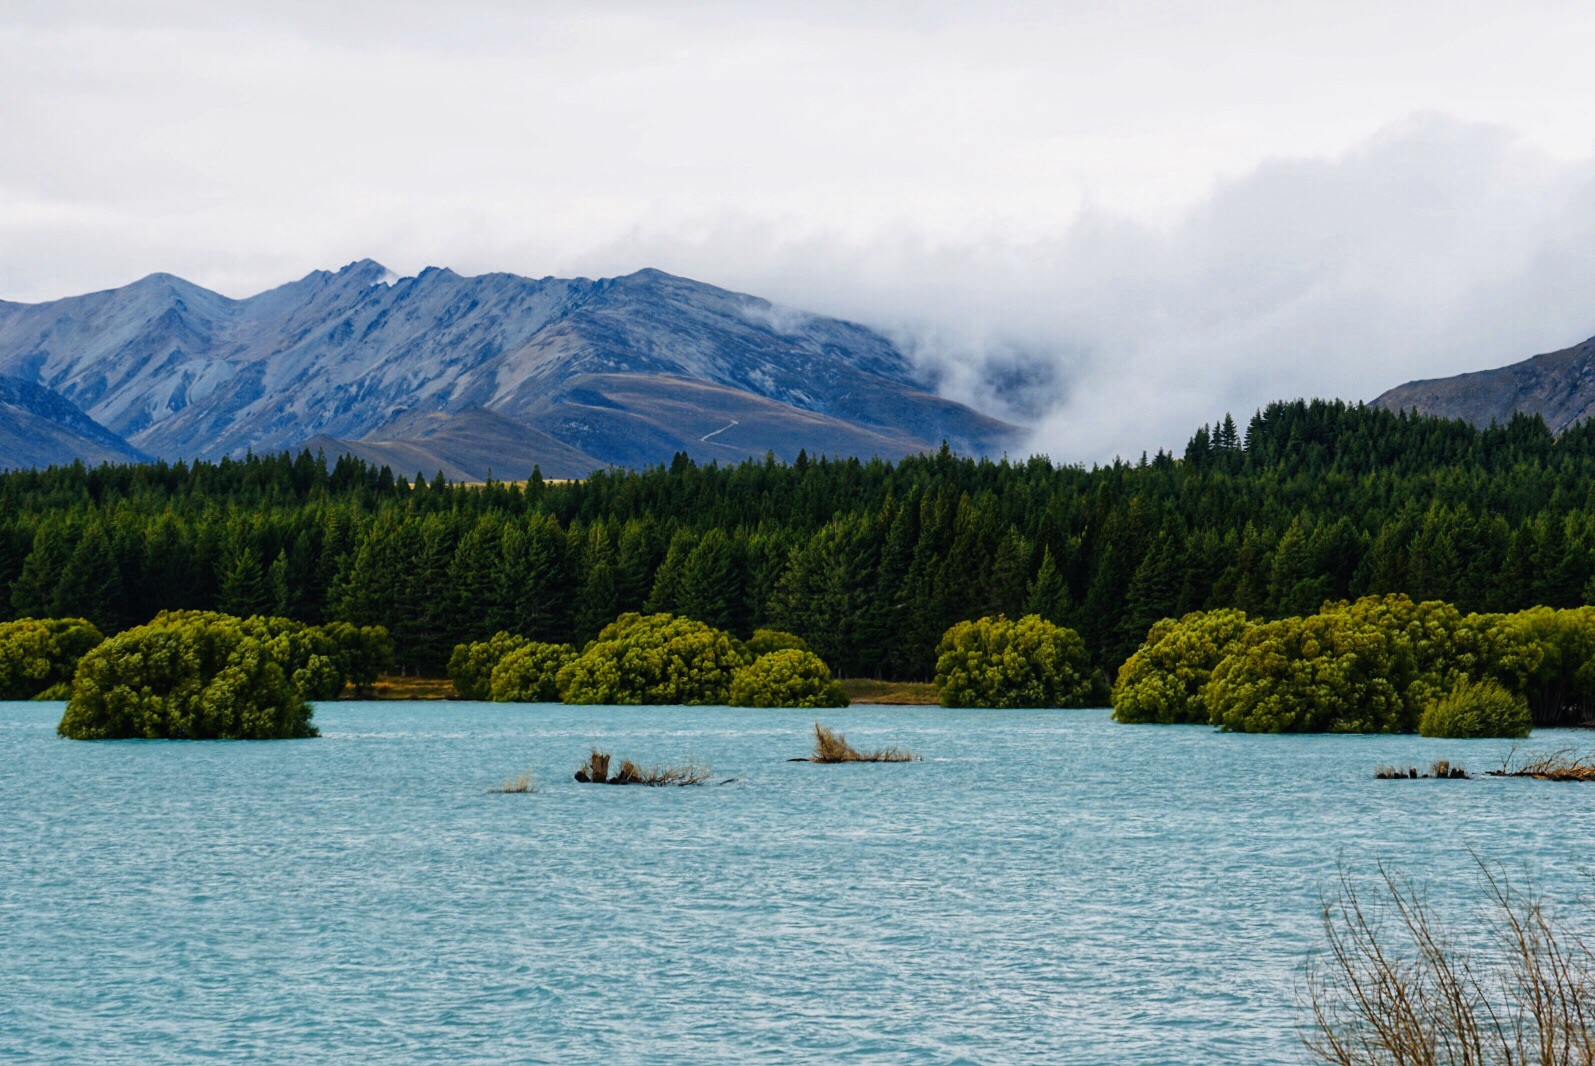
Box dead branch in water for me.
[1374,759,1470,780]
[1488,746,1595,782]
[574,748,711,786]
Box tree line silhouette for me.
[5,399,1595,679]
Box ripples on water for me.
[1,701,1591,1064]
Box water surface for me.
[2,701,1590,1064]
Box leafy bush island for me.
[1111,609,1251,724]
[935,614,1098,709]
[489,641,578,702]
[729,648,848,708]
[0,617,103,700]
[557,613,750,705]
[1205,612,1414,734]
[449,631,529,699]
[447,614,850,706]
[1418,679,1532,739]
[1111,593,1595,733]
[151,610,355,701]
[58,614,316,740]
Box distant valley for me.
[0,262,1019,477]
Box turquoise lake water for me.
[2,700,1592,1064]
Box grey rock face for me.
[0,374,148,470]
[1371,334,1595,432]
[0,261,1020,477]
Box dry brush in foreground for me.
[1303,861,1595,1065]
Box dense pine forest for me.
[5,398,1595,680]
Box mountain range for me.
[0,261,1019,477]
[1372,332,1595,432]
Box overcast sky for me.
[4,0,1595,460]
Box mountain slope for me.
[1372,334,1595,432]
[0,375,148,470]
[0,262,1020,473]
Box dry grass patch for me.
[1488,746,1595,782]
[574,747,712,786]
[1374,759,1470,780]
[490,770,538,793]
[804,722,920,763]
[839,678,941,705]
[355,675,455,700]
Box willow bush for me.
[1418,678,1532,739]
[729,648,848,708]
[1205,612,1414,734]
[58,614,315,740]
[935,614,1098,709]
[1111,609,1252,724]
[556,613,750,705]
[0,617,104,700]
[449,631,529,700]
[489,641,578,703]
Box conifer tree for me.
[10,523,71,620]
[1024,547,1073,625]
[54,521,127,632]
[218,542,269,618]
[676,528,746,634]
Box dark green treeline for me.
[6,400,1595,679]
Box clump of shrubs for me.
[1110,593,1595,735]
[59,614,317,740]
[450,614,852,708]
[935,614,1100,709]
[448,631,529,700]
[1112,609,1250,724]
[1418,679,1532,739]
[0,617,104,700]
[729,648,847,708]
[489,642,577,703]
[1206,612,1411,734]
[51,611,391,740]
[557,613,748,705]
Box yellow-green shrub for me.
[729,648,847,708]
[1419,678,1532,739]
[58,615,315,740]
[0,617,104,700]
[556,613,749,705]
[1112,609,1251,724]
[489,642,577,703]
[935,614,1097,709]
[1206,612,1413,733]
[449,631,529,700]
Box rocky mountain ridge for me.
[1372,332,1595,433]
[0,262,1019,476]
